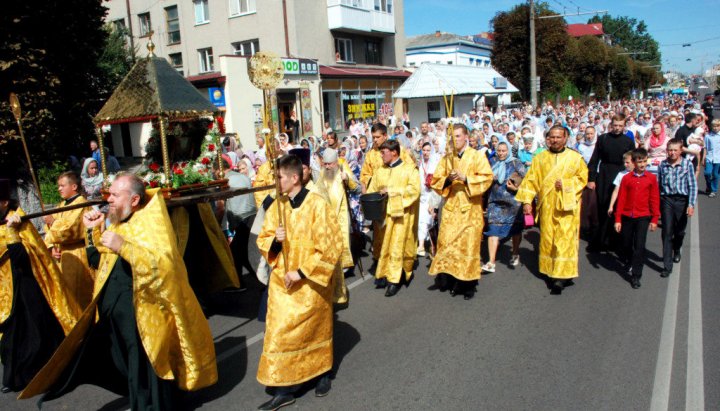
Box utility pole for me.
[529,0,537,108]
[528,4,607,108]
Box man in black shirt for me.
[702,94,714,128]
[587,114,636,252]
[674,113,696,146]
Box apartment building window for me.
[232,39,260,56]
[138,13,151,37]
[365,41,381,65]
[112,19,126,32]
[166,6,181,44]
[194,0,210,24]
[169,53,184,76]
[335,38,353,63]
[374,0,393,13]
[198,48,214,72]
[229,0,257,16]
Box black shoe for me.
[315,375,331,397]
[1,386,12,393]
[660,269,671,278]
[385,283,400,297]
[374,277,387,289]
[258,394,295,411]
[550,280,564,295]
[463,288,475,300]
[631,278,641,289]
[673,250,681,263]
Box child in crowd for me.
[607,151,634,215]
[614,148,660,289]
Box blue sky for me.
[404,0,720,75]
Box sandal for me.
[481,262,496,273]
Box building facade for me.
[405,31,493,68]
[105,0,406,154]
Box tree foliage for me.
[588,15,661,66]
[491,2,568,101]
[0,1,133,180]
[491,4,663,103]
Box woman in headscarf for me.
[80,158,103,199]
[238,157,256,181]
[339,139,364,227]
[643,121,668,174]
[482,142,526,273]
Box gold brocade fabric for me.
[43,195,95,309]
[360,147,416,189]
[19,191,217,399]
[0,208,81,335]
[256,191,343,386]
[254,161,275,208]
[367,160,420,283]
[428,148,493,281]
[515,149,588,279]
[314,163,358,304]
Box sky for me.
[404,0,720,75]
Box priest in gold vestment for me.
[1,179,81,393]
[360,123,417,269]
[20,174,217,409]
[256,155,342,410]
[515,126,588,295]
[367,139,420,297]
[315,148,360,305]
[428,124,493,300]
[42,171,95,308]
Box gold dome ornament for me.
[248,52,284,90]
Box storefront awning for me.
[393,63,519,99]
[320,65,411,79]
[187,72,226,88]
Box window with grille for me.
[166,6,180,44]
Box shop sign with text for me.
[282,58,318,76]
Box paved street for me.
[2,192,717,411]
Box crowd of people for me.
[1,91,718,410]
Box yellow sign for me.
[347,103,376,119]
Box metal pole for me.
[9,93,45,210]
[529,0,538,108]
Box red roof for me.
[319,65,411,79]
[566,23,604,38]
[187,72,226,85]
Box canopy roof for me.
[393,63,519,99]
[94,56,217,125]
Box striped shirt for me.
[658,157,697,207]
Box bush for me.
[37,161,66,206]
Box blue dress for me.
[485,159,526,238]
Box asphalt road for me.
[1,192,717,410]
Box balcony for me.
[327,0,395,34]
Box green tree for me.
[491,2,569,102]
[0,0,111,180]
[565,36,609,98]
[98,23,136,98]
[588,15,661,66]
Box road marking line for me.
[686,213,704,410]
[216,270,374,363]
[650,243,681,411]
